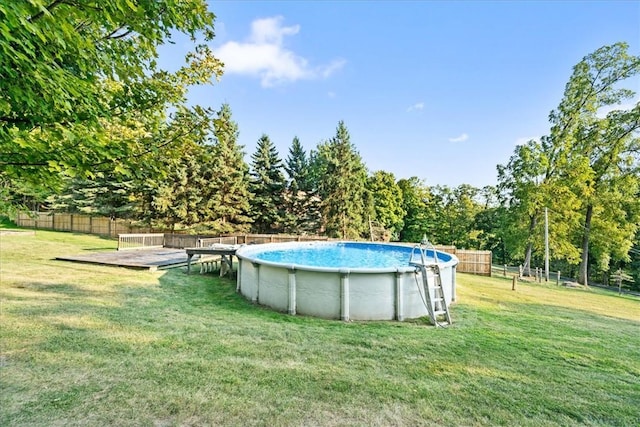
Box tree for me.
[133,107,219,230]
[398,177,435,243]
[46,175,137,220]
[283,137,321,234]
[315,121,369,239]
[630,231,640,291]
[0,0,222,212]
[497,137,583,275]
[367,171,405,240]
[549,42,640,284]
[427,184,483,248]
[206,104,252,234]
[469,186,505,256]
[249,135,286,234]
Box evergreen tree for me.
[150,144,206,230]
[283,137,321,234]
[315,121,369,239]
[46,175,136,220]
[285,137,310,193]
[249,134,286,234]
[206,104,252,233]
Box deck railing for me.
[197,236,239,247]
[117,233,165,250]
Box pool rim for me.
[234,240,459,273]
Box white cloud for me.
[448,133,469,143]
[406,102,424,112]
[216,16,346,87]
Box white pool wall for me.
[235,241,458,321]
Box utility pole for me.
[544,207,549,282]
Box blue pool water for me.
[253,242,435,269]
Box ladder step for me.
[410,245,451,326]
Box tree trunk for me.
[578,204,593,286]
[523,215,537,276]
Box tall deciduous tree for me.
[315,121,369,239]
[549,42,640,284]
[0,0,222,212]
[398,177,435,243]
[249,134,286,234]
[367,171,405,240]
[427,185,484,248]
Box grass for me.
[1,230,639,426]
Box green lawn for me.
[1,230,639,426]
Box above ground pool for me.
[235,241,458,321]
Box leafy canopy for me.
[0,0,222,209]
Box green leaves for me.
[368,171,405,238]
[497,42,640,283]
[0,0,220,212]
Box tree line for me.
[0,3,638,288]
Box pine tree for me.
[46,174,136,220]
[249,134,286,234]
[283,137,321,234]
[316,121,369,239]
[148,141,207,230]
[206,104,252,234]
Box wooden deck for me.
[56,248,189,271]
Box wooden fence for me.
[15,212,152,237]
[15,212,492,275]
[452,249,493,276]
[402,244,492,276]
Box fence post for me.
[503,265,507,277]
[556,271,560,286]
[512,275,516,291]
[617,269,622,295]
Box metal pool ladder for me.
[409,240,452,327]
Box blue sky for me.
[161,1,639,188]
